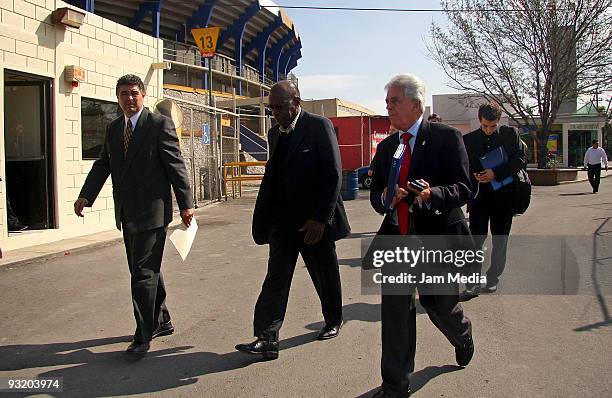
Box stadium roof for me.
[65,0,302,80]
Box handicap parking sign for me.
[202,123,210,145]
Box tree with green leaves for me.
[429,0,612,167]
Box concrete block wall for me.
[0,0,164,250]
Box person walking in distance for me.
[584,139,608,193]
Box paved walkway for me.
[0,177,611,397]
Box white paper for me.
[169,218,198,261]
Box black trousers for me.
[123,226,171,343]
[253,226,343,340]
[587,164,601,193]
[469,192,514,285]
[381,286,472,395]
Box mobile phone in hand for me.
[409,180,427,192]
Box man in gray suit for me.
[74,74,194,355]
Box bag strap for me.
[500,125,527,171]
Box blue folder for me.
[384,142,409,213]
[479,146,514,190]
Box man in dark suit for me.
[235,80,349,360]
[74,74,194,355]
[369,74,474,398]
[460,103,526,300]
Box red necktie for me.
[397,134,411,235]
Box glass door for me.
[568,130,597,168]
[4,71,54,231]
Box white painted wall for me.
[0,0,164,250]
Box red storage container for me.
[330,116,391,171]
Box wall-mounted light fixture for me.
[52,7,86,29]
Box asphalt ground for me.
[0,177,611,397]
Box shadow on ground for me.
[354,365,464,397]
[303,301,428,331]
[0,332,324,397]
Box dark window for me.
[81,97,120,159]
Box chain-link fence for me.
[164,94,241,207]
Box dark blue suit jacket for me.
[369,120,472,235]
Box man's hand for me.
[406,179,432,203]
[299,219,325,245]
[74,198,89,217]
[383,184,409,209]
[474,169,495,183]
[180,208,194,227]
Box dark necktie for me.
[398,133,412,235]
[124,119,133,156]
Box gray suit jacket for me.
[79,107,193,233]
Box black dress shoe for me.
[317,320,343,340]
[126,341,150,355]
[455,337,474,367]
[235,338,279,360]
[152,321,174,339]
[370,387,411,397]
[459,285,480,302]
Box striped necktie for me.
[124,119,133,156]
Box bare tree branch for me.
[428,0,612,167]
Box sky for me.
[276,0,458,114]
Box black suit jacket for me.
[252,110,350,245]
[463,125,526,201]
[79,107,194,233]
[369,120,471,236]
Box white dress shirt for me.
[397,115,423,152]
[584,146,608,167]
[124,106,144,130]
[381,116,427,207]
[278,107,301,134]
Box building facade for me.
[1,0,302,251]
[432,94,607,167]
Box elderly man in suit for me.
[74,74,194,355]
[235,80,350,360]
[368,74,474,398]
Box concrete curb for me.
[0,202,220,269]
[0,236,126,269]
[557,170,611,185]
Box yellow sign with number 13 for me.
[191,27,220,58]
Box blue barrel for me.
[341,170,359,200]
